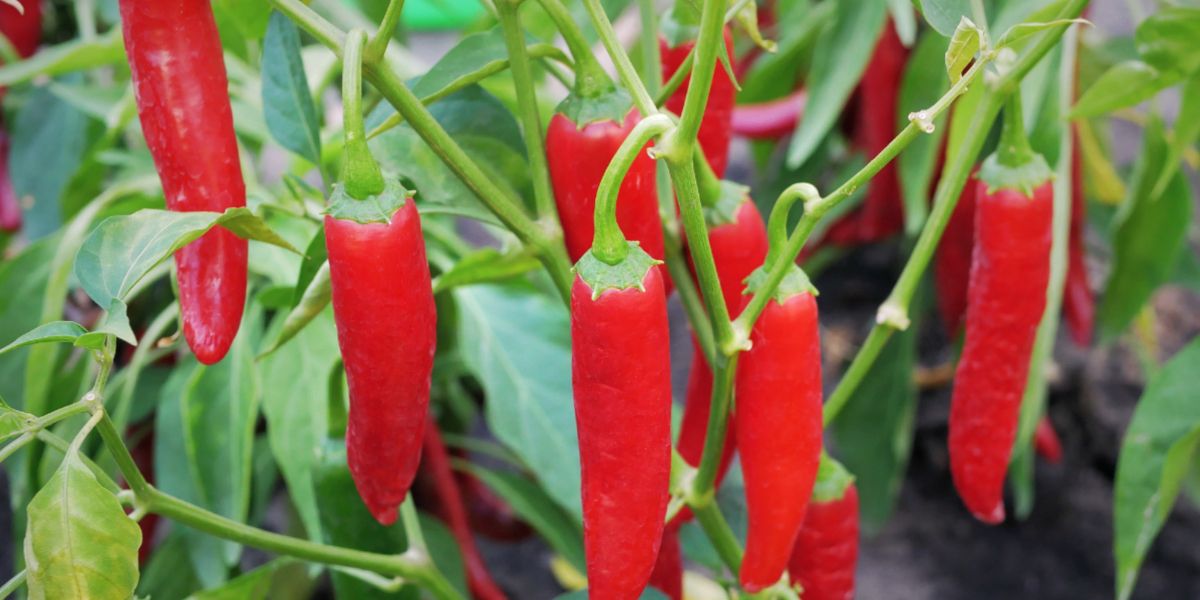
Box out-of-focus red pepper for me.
[934,168,980,337]
[1034,415,1064,464]
[1063,128,1094,347]
[731,89,807,141]
[647,524,683,600]
[851,20,908,242]
[0,132,20,232]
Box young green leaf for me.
[432,247,541,294]
[24,451,142,600]
[0,28,125,87]
[1134,7,1200,75]
[258,262,331,358]
[1070,61,1180,118]
[945,17,983,85]
[1113,338,1200,600]
[262,12,322,166]
[0,321,87,355]
[916,0,974,38]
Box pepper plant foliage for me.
[0,0,1195,598]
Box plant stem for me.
[664,239,715,364]
[672,0,723,146]
[0,569,26,598]
[656,50,693,107]
[822,325,895,425]
[592,114,674,263]
[95,410,151,497]
[692,352,736,495]
[665,156,733,343]
[367,0,404,61]
[535,0,614,99]
[581,0,657,116]
[112,303,178,432]
[638,0,662,96]
[497,0,559,221]
[693,500,742,574]
[36,430,120,491]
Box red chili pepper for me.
[950,178,1052,523]
[731,89,807,141]
[648,524,683,600]
[676,196,769,523]
[737,287,823,591]
[546,111,666,279]
[326,195,436,525]
[452,449,533,541]
[0,131,20,232]
[1033,415,1063,464]
[120,0,247,365]
[417,419,507,600]
[572,257,671,599]
[788,457,859,600]
[0,0,42,60]
[851,20,908,242]
[1062,129,1093,347]
[660,27,736,177]
[934,168,979,337]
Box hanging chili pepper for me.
[120,0,247,365]
[852,20,908,242]
[788,455,859,600]
[325,32,436,525]
[676,160,769,525]
[737,186,823,592]
[452,448,533,541]
[934,168,980,337]
[949,98,1053,524]
[1033,415,1063,464]
[660,17,736,177]
[731,89,807,141]
[571,118,672,598]
[0,0,41,60]
[416,418,507,600]
[0,132,19,233]
[647,524,683,600]
[1063,128,1094,347]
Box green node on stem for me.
[341,29,386,200]
[978,94,1054,196]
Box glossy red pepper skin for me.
[417,419,507,600]
[0,0,42,61]
[1033,415,1063,464]
[787,484,859,600]
[571,269,671,600]
[0,132,19,232]
[120,0,247,365]
[731,89,806,141]
[676,199,769,524]
[852,21,908,242]
[737,291,823,591]
[546,112,665,270]
[934,169,979,337]
[647,524,683,600]
[325,198,436,525]
[1063,131,1094,347]
[949,180,1052,524]
[660,28,736,177]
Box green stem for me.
[36,430,120,492]
[95,411,151,497]
[672,0,723,146]
[656,50,693,106]
[0,433,34,465]
[0,569,26,598]
[536,0,614,99]
[822,326,895,425]
[367,0,404,61]
[691,352,736,495]
[764,183,819,269]
[112,304,178,432]
[665,239,715,364]
[399,494,427,550]
[692,500,742,574]
[497,1,558,220]
[692,146,722,208]
[665,155,734,344]
[591,114,675,264]
[581,0,657,115]
[341,29,386,199]
[996,94,1034,167]
[638,0,663,97]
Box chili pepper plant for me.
[0,0,1195,598]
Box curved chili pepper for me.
[1063,129,1093,347]
[852,20,908,242]
[1033,415,1063,464]
[572,262,671,599]
[737,288,823,591]
[660,27,736,177]
[676,197,769,522]
[934,168,979,337]
[325,195,436,525]
[648,524,683,600]
[949,178,1052,523]
[546,111,666,279]
[417,418,507,600]
[731,89,807,141]
[120,0,247,365]
[0,132,19,232]
[788,457,859,600]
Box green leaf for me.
[188,558,299,600]
[886,0,918,46]
[74,208,298,312]
[897,30,951,234]
[461,465,586,572]
[455,283,581,518]
[418,512,469,599]
[996,18,1089,50]
[24,451,142,600]
[410,29,509,99]
[258,262,332,358]
[945,17,983,85]
[0,322,87,355]
[0,29,125,87]
[262,12,322,165]
[136,533,201,599]
[261,310,339,545]
[785,0,887,168]
[1097,119,1193,340]
[0,396,32,442]
[1070,61,1179,118]
[1113,338,1200,600]
[11,79,94,239]
[916,0,972,37]
[1151,71,1200,197]
[1135,7,1200,75]
[831,325,918,530]
[433,248,541,294]
[292,229,328,307]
